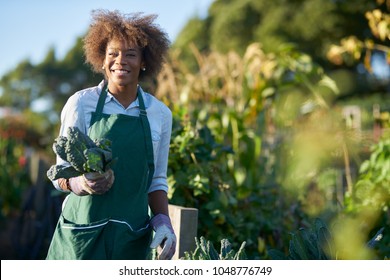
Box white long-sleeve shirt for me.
[52,80,172,194]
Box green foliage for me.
[343,136,390,258]
[173,0,388,106]
[268,218,335,260]
[269,218,387,260]
[47,127,115,180]
[175,0,374,65]
[182,236,247,260]
[267,132,390,260]
[165,42,342,258]
[346,137,390,213]
[173,17,210,72]
[167,111,237,227]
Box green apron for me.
[46,84,155,260]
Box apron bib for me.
[47,84,155,260]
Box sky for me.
[0,0,214,77]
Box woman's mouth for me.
[111,69,130,75]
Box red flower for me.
[18,156,27,167]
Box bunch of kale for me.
[47,127,116,181]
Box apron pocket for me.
[51,215,110,259]
[112,221,152,259]
[47,215,152,260]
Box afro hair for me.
[83,9,170,81]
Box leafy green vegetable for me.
[46,127,116,181]
[67,126,96,149]
[65,136,87,172]
[52,136,68,161]
[182,236,247,260]
[47,164,83,180]
[83,148,104,173]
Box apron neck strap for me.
[95,83,108,115]
[137,86,147,113]
[137,87,155,188]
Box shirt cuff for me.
[52,179,70,193]
[148,177,168,193]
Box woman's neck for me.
[107,83,138,108]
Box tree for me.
[0,36,102,127]
[175,0,376,65]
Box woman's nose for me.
[116,53,127,64]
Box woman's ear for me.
[141,62,146,71]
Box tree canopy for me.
[175,0,379,65]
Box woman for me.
[46,9,176,260]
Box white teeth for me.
[113,70,128,74]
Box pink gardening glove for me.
[68,169,114,196]
[150,214,177,260]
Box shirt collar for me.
[97,80,150,109]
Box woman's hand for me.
[150,214,176,260]
[69,169,115,195]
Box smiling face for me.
[103,38,145,93]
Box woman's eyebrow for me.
[106,47,139,53]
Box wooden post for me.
[168,204,198,259]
